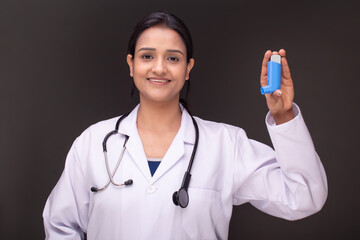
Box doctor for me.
[43,11,328,240]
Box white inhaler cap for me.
[270,54,281,64]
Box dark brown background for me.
[1,0,359,239]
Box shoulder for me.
[88,116,120,132]
[73,115,122,148]
[85,116,120,135]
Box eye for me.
[168,56,179,62]
[141,54,153,60]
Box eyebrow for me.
[137,47,184,56]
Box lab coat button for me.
[147,185,156,194]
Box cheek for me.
[170,64,188,77]
[132,60,148,75]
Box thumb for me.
[266,89,282,104]
[273,89,282,98]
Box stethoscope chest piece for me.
[172,188,189,208]
[171,117,199,208]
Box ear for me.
[185,58,195,80]
[126,54,134,77]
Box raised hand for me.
[260,49,295,124]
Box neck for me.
[137,98,182,133]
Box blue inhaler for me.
[260,55,281,94]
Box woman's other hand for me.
[260,49,295,124]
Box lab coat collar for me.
[117,104,196,144]
[117,104,196,183]
[179,104,196,145]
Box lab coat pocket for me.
[183,188,226,240]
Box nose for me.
[152,59,167,75]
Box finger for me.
[279,49,286,57]
[260,50,272,87]
[261,50,272,72]
[281,56,292,79]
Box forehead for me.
[135,25,186,51]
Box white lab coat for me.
[43,103,327,240]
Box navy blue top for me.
[148,159,161,176]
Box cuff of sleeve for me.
[265,102,300,127]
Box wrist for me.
[271,108,295,125]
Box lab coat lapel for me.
[118,105,153,182]
[150,130,185,183]
[117,104,196,184]
[126,130,153,181]
[151,108,196,183]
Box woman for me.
[43,11,327,240]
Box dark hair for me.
[128,11,193,62]
[127,11,194,113]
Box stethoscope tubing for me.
[91,110,199,208]
[91,144,128,192]
[104,141,128,186]
[91,113,131,192]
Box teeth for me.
[150,79,169,82]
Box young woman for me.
[43,11,327,240]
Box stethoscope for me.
[90,111,199,208]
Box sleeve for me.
[43,138,89,239]
[233,103,328,220]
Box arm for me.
[233,50,327,220]
[43,139,89,239]
[233,106,328,220]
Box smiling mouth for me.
[147,78,171,83]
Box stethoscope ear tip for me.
[124,179,133,186]
[91,187,98,192]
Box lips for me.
[147,78,171,83]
